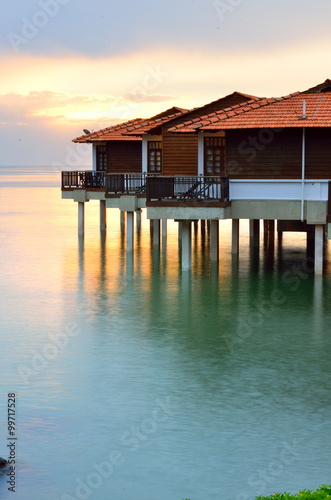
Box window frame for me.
[147,141,162,174]
[96,145,107,172]
[204,137,225,176]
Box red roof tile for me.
[168,91,331,132]
[72,107,189,143]
[202,92,331,130]
[72,118,144,143]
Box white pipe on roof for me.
[301,100,306,222]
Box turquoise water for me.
[0,166,330,500]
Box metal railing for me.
[61,171,230,202]
[106,173,147,194]
[146,176,229,202]
[62,171,106,189]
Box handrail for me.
[61,171,105,189]
[146,175,229,202]
[61,171,230,202]
[106,173,147,194]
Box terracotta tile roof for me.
[123,108,190,136]
[72,107,189,143]
[202,92,331,130]
[72,118,144,143]
[146,91,259,135]
[169,91,331,133]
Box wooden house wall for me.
[226,129,303,179]
[305,129,331,179]
[162,133,198,175]
[106,141,142,173]
[226,128,331,179]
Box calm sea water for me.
[0,166,330,500]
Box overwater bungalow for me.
[62,80,331,273]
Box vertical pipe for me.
[301,126,306,222]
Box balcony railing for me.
[146,176,229,202]
[106,173,147,194]
[61,171,229,202]
[62,171,105,189]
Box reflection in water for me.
[0,171,331,500]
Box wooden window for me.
[148,141,162,173]
[204,137,225,175]
[96,145,107,172]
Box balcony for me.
[62,171,106,189]
[61,171,147,195]
[146,176,230,206]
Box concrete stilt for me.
[232,219,239,255]
[136,209,142,233]
[181,221,192,271]
[314,224,324,274]
[153,219,160,246]
[269,220,275,243]
[201,219,206,240]
[210,220,219,262]
[263,219,269,245]
[126,211,134,252]
[249,219,260,248]
[162,219,167,242]
[78,202,85,236]
[100,200,106,231]
[263,220,275,245]
[120,211,125,227]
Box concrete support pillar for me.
[78,202,85,236]
[100,200,106,231]
[263,220,275,245]
[126,211,134,252]
[268,220,275,243]
[210,220,219,262]
[263,219,269,245]
[181,221,192,271]
[136,209,142,233]
[120,211,125,226]
[250,219,260,248]
[162,219,167,242]
[232,219,239,255]
[153,219,160,246]
[315,224,324,274]
[201,219,206,240]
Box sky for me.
[1,0,331,167]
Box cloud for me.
[1,0,331,60]
[123,92,177,103]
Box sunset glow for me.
[2,0,331,165]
